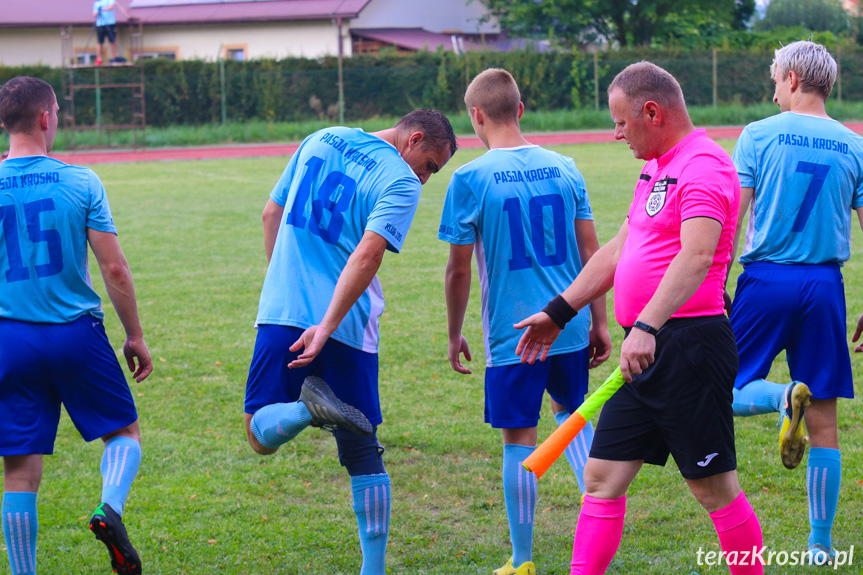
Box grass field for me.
[9,140,863,574]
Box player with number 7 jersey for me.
[244,110,456,575]
[728,41,863,564]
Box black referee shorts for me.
[590,315,738,480]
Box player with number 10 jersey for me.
[440,146,594,365]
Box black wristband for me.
[542,294,578,329]
[632,320,658,336]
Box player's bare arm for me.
[288,230,388,367]
[262,199,284,264]
[574,218,611,368]
[87,228,153,382]
[445,243,474,374]
[515,219,628,364]
[620,216,721,381]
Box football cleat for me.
[778,381,812,470]
[493,556,536,575]
[807,543,836,566]
[299,375,372,436]
[89,503,142,575]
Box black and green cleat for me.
[89,503,142,575]
[299,375,373,436]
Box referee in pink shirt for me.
[514,62,764,575]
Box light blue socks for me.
[2,492,37,575]
[807,447,841,550]
[554,410,594,494]
[351,473,391,575]
[503,443,537,567]
[732,379,787,416]
[250,402,312,449]
[100,436,142,517]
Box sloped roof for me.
[128,0,369,25]
[351,27,491,52]
[0,0,369,27]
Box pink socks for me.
[709,492,764,575]
[570,495,626,575]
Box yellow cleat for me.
[779,381,812,469]
[493,556,536,575]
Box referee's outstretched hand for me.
[514,312,561,364]
[852,312,863,353]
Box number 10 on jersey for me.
[503,194,568,271]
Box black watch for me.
[632,320,658,336]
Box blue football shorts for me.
[0,316,138,456]
[244,325,381,426]
[484,347,590,428]
[731,262,854,400]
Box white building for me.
[0,0,501,67]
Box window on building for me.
[223,45,247,61]
[76,51,98,65]
[134,50,177,61]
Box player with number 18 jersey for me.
[257,127,421,356]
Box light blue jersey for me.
[733,112,863,265]
[257,127,421,353]
[93,0,116,26]
[0,156,116,323]
[439,145,593,367]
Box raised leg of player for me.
[689,471,763,575]
[2,455,41,575]
[731,379,786,416]
[805,399,840,556]
[553,410,593,494]
[570,458,639,575]
[99,429,142,517]
[350,474,390,575]
[248,402,312,450]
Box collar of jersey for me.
[656,128,706,170]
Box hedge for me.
[3,45,862,128]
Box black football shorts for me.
[590,315,739,480]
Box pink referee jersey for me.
[614,129,740,327]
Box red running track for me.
[48,123,863,165]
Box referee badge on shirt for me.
[646,177,674,217]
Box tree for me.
[755,0,850,35]
[478,0,755,47]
